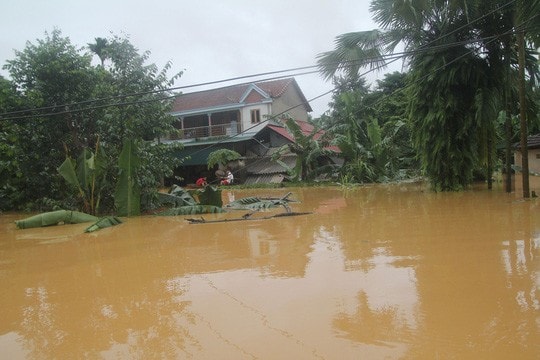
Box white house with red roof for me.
[165,77,340,184]
[170,78,312,140]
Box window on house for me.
[536,153,540,159]
[250,109,261,124]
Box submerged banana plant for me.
[155,184,224,216]
[157,205,225,216]
[226,192,295,213]
[57,140,108,215]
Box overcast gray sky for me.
[1,0,398,116]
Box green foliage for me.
[195,185,223,207]
[271,116,336,181]
[84,216,122,233]
[318,73,414,184]
[0,30,184,211]
[317,0,540,191]
[225,194,294,212]
[15,210,98,229]
[157,185,198,207]
[137,141,184,210]
[155,184,223,215]
[2,29,99,207]
[207,149,241,169]
[0,77,25,210]
[317,30,388,81]
[403,7,492,190]
[88,37,109,66]
[115,139,141,216]
[57,143,108,215]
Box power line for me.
[0,37,505,122]
[196,3,535,174]
[0,0,532,184]
[0,20,528,121]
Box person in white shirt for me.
[221,171,234,185]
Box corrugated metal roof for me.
[242,154,296,184]
[244,173,286,185]
[246,155,296,175]
[527,134,540,149]
[514,133,540,149]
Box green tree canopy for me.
[0,29,184,212]
[317,0,540,191]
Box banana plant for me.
[156,184,223,215]
[271,116,335,181]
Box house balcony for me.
[169,121,241,141]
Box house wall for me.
[270,85,309,121]
[240,102,272,131]
[514,149,540,174]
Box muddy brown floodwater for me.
[1,182,539,359]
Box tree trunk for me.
[517,31,529,198]
[505,108,512,193]
[487,135,493,190]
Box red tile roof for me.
[172,78,312,113]
[268,121,341,153]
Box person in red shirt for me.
[196,177,207,187]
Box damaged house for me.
[164,77,340,185]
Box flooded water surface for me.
[1,183,539,359]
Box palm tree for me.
[88,37,109,67]
[317,0,540,191]
[514,0,540,197]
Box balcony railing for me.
[170,122,241,140]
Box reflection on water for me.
[1,182,539,359]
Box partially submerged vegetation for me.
[0,31,183,214]
[14,210,122,233]
[2,1,539,216]
[13,187,305,232]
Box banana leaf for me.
[196,185,222,207]
[157,205,225,216]
[57,157,80,189]
[77,148,93,191]
[168,185,197,206]
[225,193,294,212]
[57,143,108,215]
[84,216,123,233]
[15,210,99,229]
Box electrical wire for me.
[0,4,530,123]
[190,9,538,178]
[1,0,534,185]
[1,0,535,178]
[0,33,514,122]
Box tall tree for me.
[3,29,98,205]
[1,30,184,212]
[0,76,25,210]
[317,0,540,191]
[87,37,109,66]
